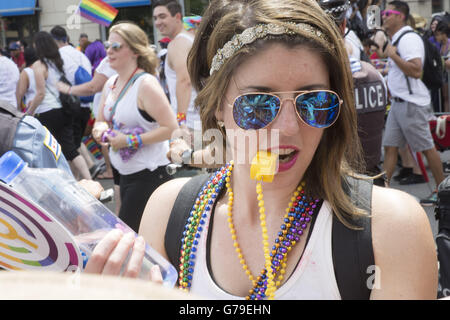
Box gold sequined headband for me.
[209,22,331,75]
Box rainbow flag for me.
[78,0,118,27]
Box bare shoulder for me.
[138,177,191,260]
[167,32,192,61]
[370,185,438,299]
[138,74,162,96]
[31,60,46,72]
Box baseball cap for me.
[8,42,20,50]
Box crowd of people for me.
[0,0,449,299]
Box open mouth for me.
[278,149,298,163]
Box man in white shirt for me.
[0,51,20,109]
[153,1,201,138]
[153,0,202,177]
[50,25,93,181]
[381,0,444,205]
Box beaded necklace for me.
[177,162,321,300]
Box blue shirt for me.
[12,115,73,176]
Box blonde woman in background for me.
[92,22,178,232]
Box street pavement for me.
[97,150,450,238]
[387,150,450,238]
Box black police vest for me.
[353,61,387,172]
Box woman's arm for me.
[107,75,179,150]
[91,81,111,144]
[84,177,190,276]
[139,178,191,260]
[370,186,438,299]
[27,61,47,115]
[138,75,179,143]
[57,72,108,97]
[16,70,29,109]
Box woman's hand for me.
[77,179,104,199]
[56,81,70,94]
[84,229,163,283]
[106,130,128,150]
[167,138,191,164]
[92,121,109,144]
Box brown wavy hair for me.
[109,22,158,75]
[188,0,366,227]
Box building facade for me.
[0,0,448,51]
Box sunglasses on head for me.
[232,90,342,130]
[381,9,402,17]
[104,41,123,51]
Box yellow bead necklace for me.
[225,162,313,300]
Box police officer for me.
[0,100,103,198]
[0,100,72,174]
[318,0,388,184]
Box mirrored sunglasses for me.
[104,41,123,51]
[232,90,342,130]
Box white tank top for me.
[35,60,62,114]
[164,32,201,131]
[190,201,342,300]
[23,67,36,105]
[103,73,170,175]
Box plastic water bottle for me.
[0,151,177,288]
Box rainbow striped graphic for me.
[78,0,119,27]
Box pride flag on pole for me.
[78,0,119,27]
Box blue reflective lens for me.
[233,94,280,130]
[296,91,339,128]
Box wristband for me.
[177,112,187,126]
[126,134,142,150]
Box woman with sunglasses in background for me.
[86,0,437,299]
[91,22,178,232]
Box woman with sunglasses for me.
[86,0,437,299]
[91,22,178,233]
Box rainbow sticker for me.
[0,183,82,272]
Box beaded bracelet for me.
[177,112,187,126]
[126,134,143,150]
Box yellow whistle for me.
[250,151,278,182]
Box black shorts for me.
[118,166,172,232]
[72,107,91,147]
[36,108,79,161]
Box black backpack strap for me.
[164,173,212,273]
[0,100,25,157]
[392,30,418,95]
[332,176,374,300]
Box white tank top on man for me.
[164,32,201,131]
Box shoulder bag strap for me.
[0,101,25,156]
[164,173,212,272]
[332,176,374,300]
[109,72,147,120]
[392,30,417,95]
